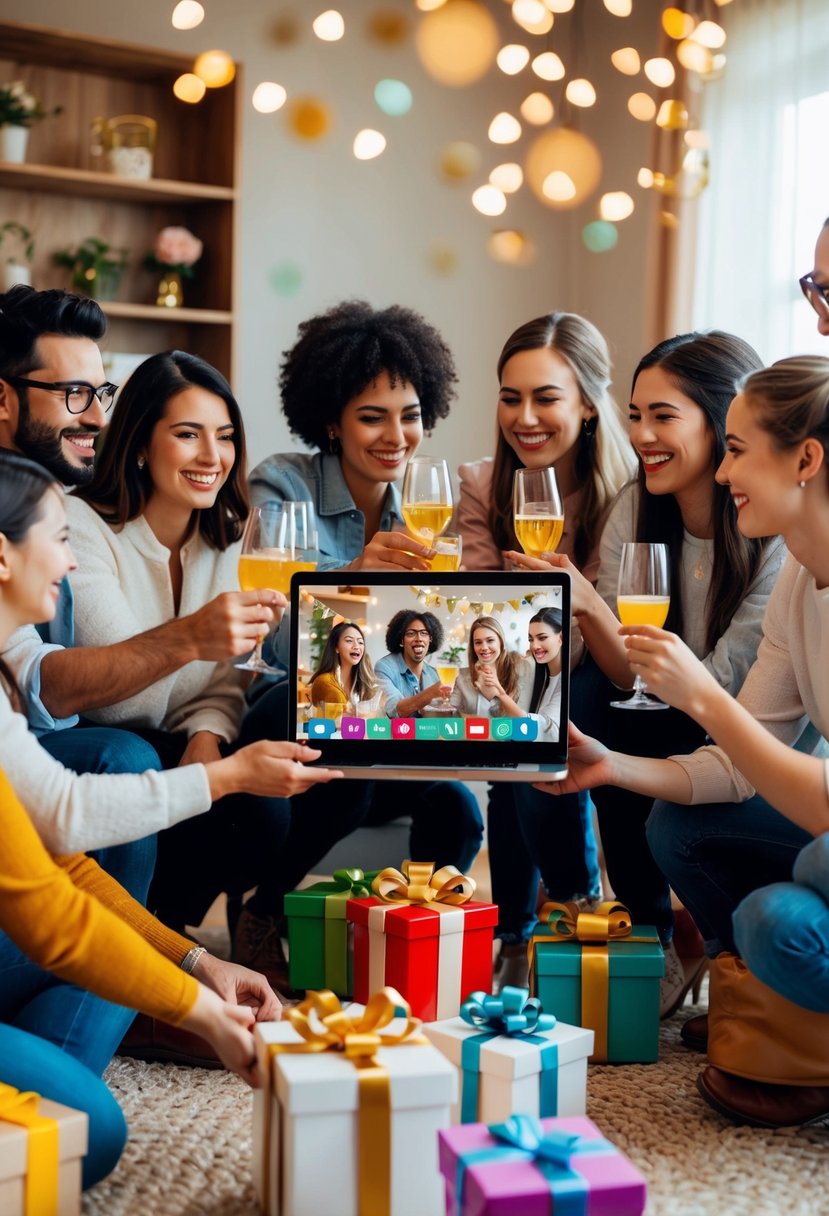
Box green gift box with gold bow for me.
[529,901,664,1064]
[285,868,380,996]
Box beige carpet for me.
[82,996,829,1216]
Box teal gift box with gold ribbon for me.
[285,868,379,996]
[529,901,663,1065]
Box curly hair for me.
[384,609,443,656]
[279,300,458,450]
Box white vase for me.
[3,262,31,291]
[0,125,29,164]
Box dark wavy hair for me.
[0,451,60,704]
[631,331,768,653]
[75,350,249,550]
[311,621,376,703]
[0,285,106,380]
[279,300,457,450]
[384,609,443,656]
[527,606,563,715]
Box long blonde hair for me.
[490,312,635,564]
[467,615,522,699]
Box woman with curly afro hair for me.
[249,299,458,571]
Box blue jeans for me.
[238,681,483,909]
[0,723,160,1185]
[732,832,829,1012]
[646,793,813,957]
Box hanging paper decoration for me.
[494,602,505,613]
[446,598,458,612]
[288,97,331,141]
[508,598,521,610]
[483,601,494,614]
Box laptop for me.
[288,570,570,783]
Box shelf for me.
[0,162,235,204]
[102,301,232,325]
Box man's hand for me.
[182,590,287,663]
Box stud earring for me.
[799,479,806,489]
[137,455,145,469]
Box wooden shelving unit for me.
[0,20,240,380]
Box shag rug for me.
[82,996,829,1216]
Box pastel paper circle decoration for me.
[489,161,523,192]
[353,128,387,159]
[193,50,236,88]
[440,140,481,180]
[582,220,618,252]
[252,82,287,113]
[487,228,536,265]
[520,92,554,125]
[367,11,410,44]
[269,15,301,45]
[313,10,345,41]
[289,97,331,140]
[599,190,634,220]
[173,73,206,103]
[374,79,413,116]
[628,92,656,121]
[269,262,303,297]
[428,241,459,275]
[525,127,602,210]
[416,0,499,87]
[488,112,522,144]
[472,184,507,216]
[611,47,640,75]
[172,2,204,30]
[532,51,565,81]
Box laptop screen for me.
[288,570,571,773]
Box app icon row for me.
[303,716,539,741]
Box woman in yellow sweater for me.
[309,621,376,710]
[0,453,279,1188]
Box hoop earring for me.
[582,416,598,439]
[137,455,145,469]
[327,430,341,456]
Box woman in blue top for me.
[240,302,483,976]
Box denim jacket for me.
[248,450,404,570]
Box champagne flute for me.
[513,466,564,557]
[236,501,318,673]
[402,456,453,543]
[610,541,671,710]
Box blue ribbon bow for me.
[458,987,559,1123]
[455,1113,614,1216]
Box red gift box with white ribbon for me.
[346,862,498,1023]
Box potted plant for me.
[0,81,61,163]
[0,221,34,291]
[53,238,129,301]
[143,225,203,308]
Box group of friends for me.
[0,213,828,1190]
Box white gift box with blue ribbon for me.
[423,987,594,1125]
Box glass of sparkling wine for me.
[610,541,671,710]
[513,466,564,557]
[402,456,453,544]
[431,533,462,571]
[236,502,318,673]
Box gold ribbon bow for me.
[371,860,476,906]
[529,901,655,1063]
[0,1082,60,1216]
[263,988,425,1216]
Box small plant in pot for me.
[53,238,129,301]
[0,221,34,291]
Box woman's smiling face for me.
[628,366,716,501]
[336,626,365,668]
[528,619,563,665]
[497,347,594,470]
[472,626,502,663]
[331,371,423,487]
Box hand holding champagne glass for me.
[402,456,453,543]
[611,541,670,710]
[430,533,462,571]
[236,502,318,673]
[513,466,564,557]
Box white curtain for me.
[693,0,829,362]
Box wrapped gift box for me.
[423,989,594,1124]
[347,896,498,1022]
[285,869,378,996]
[0,1086,88,1216]
[531,903,663,1064]
[252,995,456,1216]
[439,1114,647,1216]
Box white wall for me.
[3,0,660,471]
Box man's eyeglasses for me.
[6,377,118,415]
[799,274,829,320]
[404,629,431,639]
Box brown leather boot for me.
[117,1013,222,1069]
[232,905,301,998]
[697,1066,829,1128]
[680,1013,708,1051]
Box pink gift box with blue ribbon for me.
[439,1113,647,1215]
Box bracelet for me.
[180,945,206,974]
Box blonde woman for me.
[449,616,531,717]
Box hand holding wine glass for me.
[402,456,453,544]
[611,541,671,710]
[236,502,318,674]
[513,466,564,557]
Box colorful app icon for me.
[415,719,440,740]
[514,717,539,741]
[465,717,489,740]
[340,717,366,739]
[438,718,463,739]
[305,718,336,738]
[491,718,513,740]
[366,718,391,739]
[392,718,417,739]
